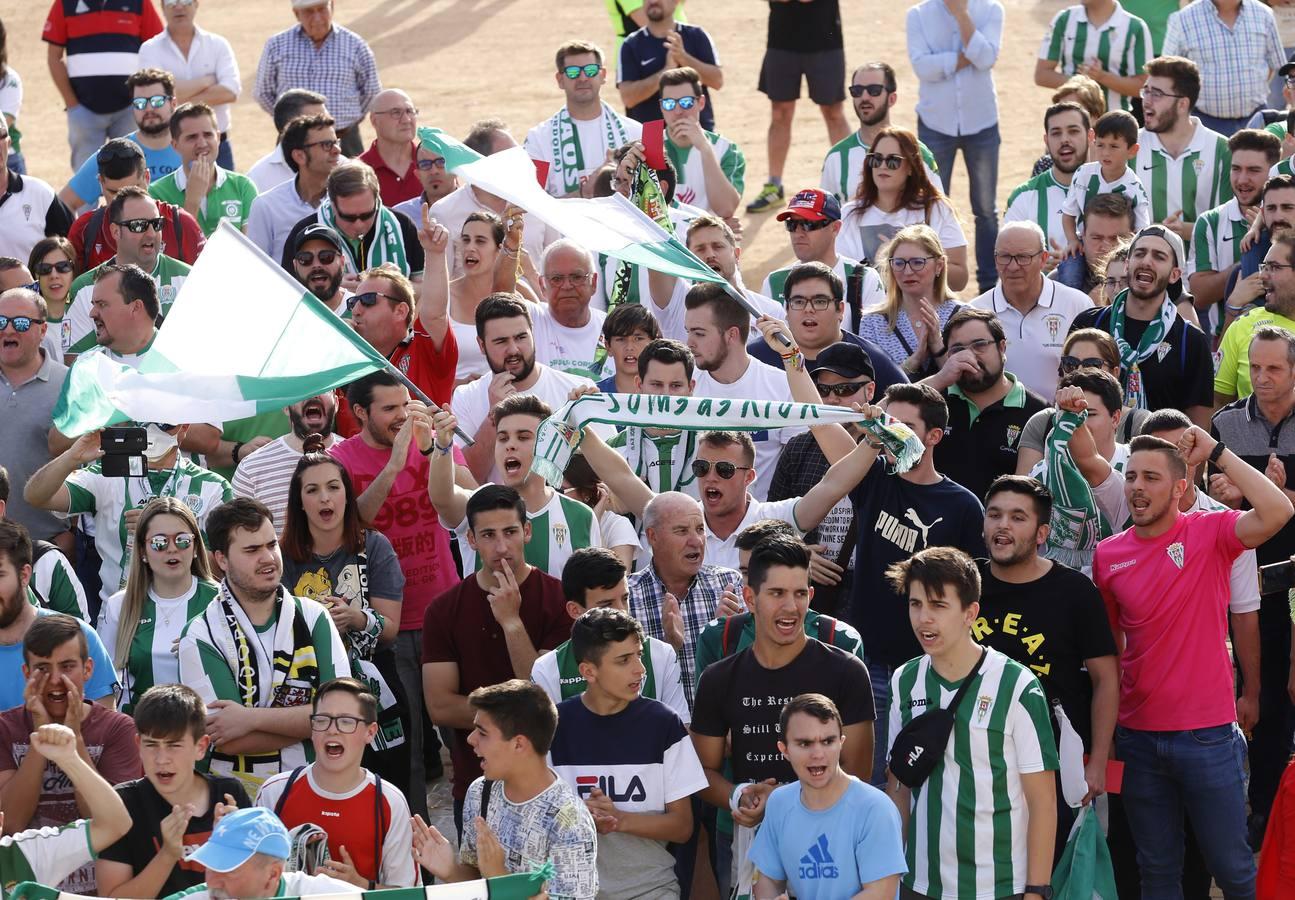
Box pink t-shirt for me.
[330,436,464,631]
[1094,509,1245,731]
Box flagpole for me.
[719,282,793,348]
[385,364,475,447]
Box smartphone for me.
[100,426,148,478]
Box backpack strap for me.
[479,778,496,824]
[816,615,837,646]
[83,207,107,271]
[273,766,306,818]
[721,613,752,656]
[28,540,60,605]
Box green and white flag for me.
[51,222,391,436]
[531,392,925,487]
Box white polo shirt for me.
[0,172,63,261]
[969,278,1093,398]
[245,176,320,263]
[137,25,241,134]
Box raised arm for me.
[24,432,103,513]
[753,316,857,463]
[1179,426,1294,548]
[793,410,884,530]
[578,425,655,520]
[429,405,474,528]
[31,724,130,852]
[415,206,451,346]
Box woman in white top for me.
[857,224,964,378]
[836,127,968,292]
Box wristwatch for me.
[1209,440,1227,465]
[1024,885,1053,900]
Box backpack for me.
[82,203,186,271]
[28,540,62,607]
[719,612,838,656]
[274,766,385,883]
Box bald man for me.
[359,88,422,206]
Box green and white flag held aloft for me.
[52,222,391,436]
[531,392,925,486]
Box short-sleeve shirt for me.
[0,820,95,898]
[450,488,602,579]
[935,374,1049,501]
[1039,3,1154,112]
[837,199,966,266]
[1004,168,1072,252]
[68,200,204,270]
[0,605,118,706]
[42,0,163,114]
[618,24,720,131]
[65,130,182,208]
[358,142,421,207]
[1059,162,1152,231]
[65,254,191,355]
[0,351,69,542]
[665,131,745,215]
[1215,306,1295,400]
[1136,121,1233,224]
[149,165,258,237]
[421,568,571,800]
[967,286,1094,397]
[767,0,843,51]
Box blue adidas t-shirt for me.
[0,604,120,708]
[66,131,182,207]
[748,774,907,900]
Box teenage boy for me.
[749,693,906,900]
[1060,110,1150,254]
[596,304,662,394]
[96,685,251,899]
[549,607,707,899]
[885,546,1059,900]
[0,614,142,894]
[256,678,415,889]
[0,723,131,897]
[411,680,598,899]
[532,548,689,722]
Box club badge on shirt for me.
[554,523,568,548]
[975,694,993,722]
[1167,541,1185,569]
[1156,342,1172,362]
[1005,424,1021,447]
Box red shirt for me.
[68,200,206,269]
[422,568,572,800]
[43,0,163,114]
[1259,758,1295,899]
[358,142,422,207]
[334,322,458,438]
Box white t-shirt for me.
[649,278,786,345]
[528,301,607,381]
[600,509,638,552]
[836,198,967,264]
[450,317,490,382]
[0,67,22,120]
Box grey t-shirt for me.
[0,352,69,540]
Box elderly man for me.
[530,239,606,380]
[1052,192,1136,296]
[358,89,421,207]
[969,220,1094,397]
[254,0,380,158]
[245,113,341,263]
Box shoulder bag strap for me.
[273,766,306,817]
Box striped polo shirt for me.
[42,0,163,114]
[1004,168,1071,251]
[1039,2,1153,112]
[1136,120,1233,224]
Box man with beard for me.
[247,114,341,264]
[232,392,340,533]
[1003,102,1092,255]
[928,307,1049,500]
[820,62,939,205]
[1217,230,1295,405]
[1071,225,1215,427]
[178,498,349,794]
[1236,173,1295,290]
[288,224,348,318]
[530,239,606,380]
[358,89,421,207]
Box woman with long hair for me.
[279,436,410,788]
[836,126,969,291]
[99,497,218,714]
[28,236,77,361]
[857,224,963,376]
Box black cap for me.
[1280,52,1295,77]
[808,341,875,381]
[291,223,346,257]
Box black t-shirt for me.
[1069,306,1213,413]
[975,560,1117,747]
[935,381,1048,502]
[100,772,251,895]
[768,0,843,52]
[691,639,874,785]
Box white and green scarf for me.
[532,393,924,487]
[317,200,410,276]
[1039,410,1112,572]
[1108,289,1176,410]
[549,103,632,195]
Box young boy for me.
[411,679,598,899]
[1061,109,1150,255]
[750,693,906,900]
[96,685,251,899]
[548,607,707,899]
[885,546,1058,900]
[0,723,132,897]
[532,548,688,721]
[255,678,416,889]
[596,304,662,394]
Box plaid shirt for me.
[630,562,741,708]
[254,24,381,129]
[1163,0,1285,118]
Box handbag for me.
[888,649,986,788]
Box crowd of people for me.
[4,0,1295,898]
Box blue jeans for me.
[1052,253,1092,292]
[865,656,893,787]
[1193,109,1256,138]
[918,118,1000,293]
[216,136,234,171]
[6,152,24,175]
[1116,723,1256,899]
[66,104,135,170]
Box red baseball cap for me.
[776,189,842,223]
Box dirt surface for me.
[6,0,1070,295]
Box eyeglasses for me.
[660,96,698,111]
[563,63,602,80]
[691,459,752,479]
[1139,85,1185,102]
[948,338,999,355]
[372,107,418,119]
[0,316,45,333]
[866,153,904,170]
[131,94,172,110]
[1059,355,1107,373]
[309,714,374,734]
[888,256,935,272]
[815,380,871,398]
[783,219,832,233]
[849,84,888,98]
[334,206,377,223]
[116,217,166,234]
[416,157,447,171]
[545,273,591,286]
[34,261,74,276]
[1101,276,1129,290]
[1260,261,1295,273]
[787,294,838,311]
[346,291,402,311]
[994,251,1044,268]
[302,138,341,153]
[295,249,339,266]
[148,533,194,552]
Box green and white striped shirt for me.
[453,488,602,579]
[64,254,191,356]
[1271,157,1295,179]
[1039,2,1153,111]
[819,132,940,205]
[1136,121,1233,224]
[1191,197,1249,276]
[532,634,690,722]
[1059,161,1152,230]
[0,820,94,899]
[889,646,1059,900]
[1004,169,1072,251]
[665,131,745,215]
[607,428,701,497]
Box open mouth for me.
[46,689,69,704]
[317,507,335,523]
[301,399,327,426]
[918,629,938,646]
[162,556,183,569]
[682,548,702,565]
[0,336,19,351]
[502,456,524,477]
[323,740,345,760]
[255,565,278,579]
[806,765,828,778]
[1132,268,1157,288]
[774,615,799,637]
[628,680,643,694]
[503,354,524,370]
[991,532,1014,548]
[1130,495,1151,513]
[155,769,177,786]
[463,252,481,269]
[703,486,723,504]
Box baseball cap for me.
[808,341,875,381]
[291,223,346,257]
[776,189,841,224]
[1280,52,1295,77]
[189,808,291,873]
[1130,224,1186,268]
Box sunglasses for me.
[866,153,905,170]
[784,218,832,233]
[849,83,888,98]
[148,533,194,552]
[346,291,402,311]
[691,459,752,480]
[416,157,447,171]
[660,96,698,112]
[34,261,74,276]
[334,206,377,223]
[295,249,339,266]
[815,380,871,398]
[563,63,602,80]
[1059,355,1107,373]
[131,94,172,110]
[0,315,45,333]
[116,217,165,233]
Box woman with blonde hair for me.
[98,497,218,714]
[857,224,963,376]
[836,126,969,292]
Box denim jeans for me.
[918,118,1001,293]
[1116,723,1256,899]
[865,656,894,787]
[66,104,135,170]
[216,136,235,171]
[6,152,24,175]
[1052,253,1092,293]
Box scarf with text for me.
[549,103,632,195]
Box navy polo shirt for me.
[617,24,719,131]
